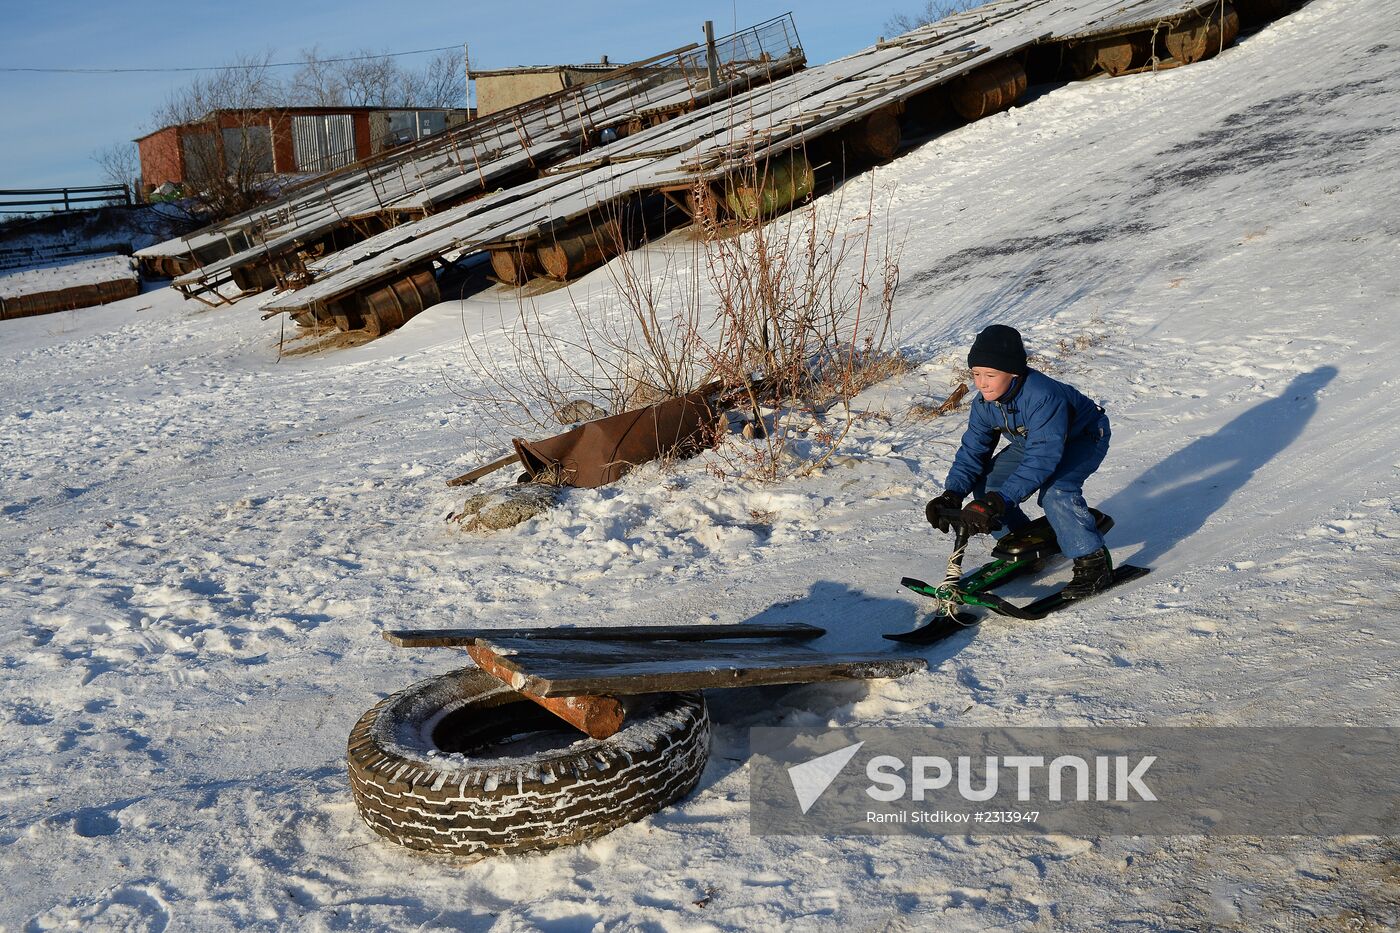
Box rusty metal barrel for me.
[1068,34,1151,77]
[846,107,903,163]
[535,218,625,281]
[948,58,1028,122]
[488,245,542,285]
[361,267,440,335]
[138,254,184,279]
[723,150,816,222]
[1165,3,1240,64]
[230,262,278,292]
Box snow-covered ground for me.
[2,0,1398,928]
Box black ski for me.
[978,564,1151,621]
[883,611,980,644]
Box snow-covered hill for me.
[2,0,1397,928]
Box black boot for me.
[1063,547,1113,599]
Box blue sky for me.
[0,2,907,190]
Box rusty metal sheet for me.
[513,387,717,488]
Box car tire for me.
[347,667,709,858]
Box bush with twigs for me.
[458,152,904,482]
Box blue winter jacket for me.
[944,368,1108,504]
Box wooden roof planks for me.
[145,16,806,300]
[260,0,1244,322]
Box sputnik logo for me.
[787,741,864,814]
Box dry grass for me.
[909,391,969,420]
[274,323,375,357]
[1029,317,1108,375]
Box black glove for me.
[925,490,966,533]
[960,492,1006,535]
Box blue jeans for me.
[972,421,1111,559]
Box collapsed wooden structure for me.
[135,16,805,310]
[138,0,1290,340]
[257,0,1265,336]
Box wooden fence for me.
[0,184,132,214]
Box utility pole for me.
[464,43,472,119]
[704,20,719,89]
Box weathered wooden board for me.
[383,621,826,648]
[465,644,625,738]
[470,637,926,696]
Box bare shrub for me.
[457,155,903,483]
[699,166,902,479]
[148,52,283,219]
[92,143,140,202]
[457,200,710,434]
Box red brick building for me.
[136,106,471,194]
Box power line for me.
[1,45,461,75]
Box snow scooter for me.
[886,505,1149,644]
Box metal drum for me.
[361,267,440,334]
[535,218,625,281]
[1069,34,1151,77]
[949,58,1028,122]
[488,245,542,285]
[1165,3,1240,64]
[847,107,903,163]
[723,150,816,222]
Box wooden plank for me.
[466,644,625,739]
[382,621,826,648]
[472,637,927,696]
[445,452,520,487]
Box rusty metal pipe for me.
[948,58,1027,122]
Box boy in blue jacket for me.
[926,324,1113,598]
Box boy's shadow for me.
[743,579,933,652]
[1099,366,1337,567]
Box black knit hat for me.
[967,324,1028,375]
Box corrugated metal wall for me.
[291,114,356,173]
[325,114,354,169]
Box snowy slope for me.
[2,0,1398,929]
